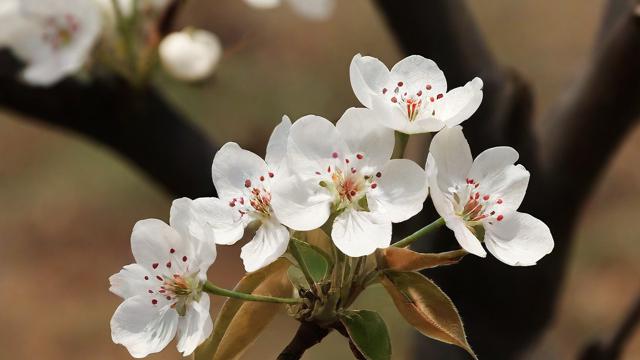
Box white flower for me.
[350,54,484,134]
[159,28,222,82]
[190,117,292,272]
[0,0,102,86]
[271,108,429,257]
[244,0,335,21]
[95,0,169,19]
[426,126,554,266]
[109,199,216,358]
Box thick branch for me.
[0,53,216,198]
[277,322,330,360]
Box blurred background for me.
[0,0,639,359]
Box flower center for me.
[453,178,505,229]
[42,14,80,50]
[315,151,381,212]
[381,81,443,121]
[228,172,276,220]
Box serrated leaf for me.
[290,238,330,282]
[339,309,391,360]
[194,258,292,360]
[380,271,476,359]
[378,247,467,272]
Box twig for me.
[277,322,331,360]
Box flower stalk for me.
[392,217,446,248]
[202,281,303,304]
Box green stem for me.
[202,281,302,304]
[393,217,446,248]
[392,131,410,159]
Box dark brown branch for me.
[578,292,640,360]
[277,322,331,360]
[0,52,216,198]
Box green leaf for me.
[290,237,330,282]
[379,271,476,359]
[378,247,467,272]
[287,265,309,289]
[194,258,292,360]
[339,309,391,360]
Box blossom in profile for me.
[159,28,222,82]
[350,54,483,134]
[190,117,292,272]
[244,0,335,21]
[426,126,554,265]
[0,0,102,86]
[271,109,429,257]
[109,199,216,358]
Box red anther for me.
[350,191,357,197]
[260,176,265,181]
[397,81,403,87]
[474,183,479,188]
[327,166,331,173]
[382,88,387,94]
[148,290,153,293]
[483,195,490,201]
[170,248,175,254]
[152,263,159,269]
[159,289,166,293]
[315,171,321,175]
[166,262,171,268]
[182,256,187,262]
[244,179,251,188]
[490,211,495,215]
[426,84,432,90]
[475,193,480,199]
[156,276,163,281]
[144,276,149,280]
[345,158,350,164]
[351,168,357,174]
[497,215,504,221]
[152,299,158,305]
[430,97,435,102]
[371,183,378,189]
[391,97,398,103]
[436,93,443,100]
[229,201,235,207]
[356,154,364,159]
[497,199,503,204]
[332,152,339,158]
[166,296,172,301]
[268,172,274,178]
[417,90,423,96]
[376,172,382,178]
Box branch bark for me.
[376,0,640,359]
[277,322,331,360]
[0,52,217,198]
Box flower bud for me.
[159,28,222,82]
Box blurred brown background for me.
[0,0,639,359]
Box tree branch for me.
[277,322,331,360]
[0,52,217,198]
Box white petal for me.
[265,115,292,169]
[443,215,487,257]
[212,142,270,200]
[335,107,394,169]
[245,0,281,9]
[159,29,222,82]
[287,0,335,20]
[286,115,349,178]
[370,95,443,134]
[270,175,333,231]
[349,54,390,108]
[170,198,217,277]
[390,55,447,94]
[241,223,290,272]
[367,159,428,223]
[469,146,529,213]
[111,295,179,358]
[428,126,473,192]
[191,197,245,245]
[130,219,193,271]
[331,210,392,256]
[484,212,554,266]
[176,295,213,356]
[109,264,151,299]
[438,77,484,127]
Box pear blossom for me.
[95,0,170,19]
[426,126,554,265]
[271,109,429,257]
[159,28,222,82]
[109,198,216,358]
[0,0,102,86]
[350,54,484,134]
[189,117,292,272]
[245,0,335,21]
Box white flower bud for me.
[159,29,222,82]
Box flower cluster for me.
[109,54,554,357]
